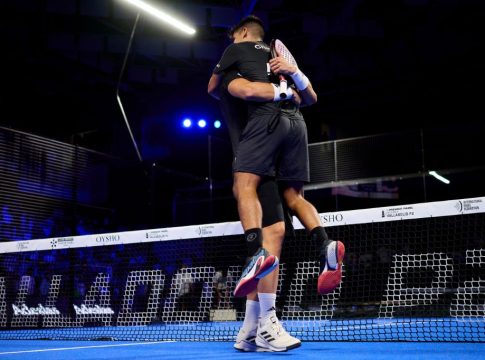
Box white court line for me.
[0,341,175,356]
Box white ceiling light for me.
[429,171,450,184]
[121,0,196,35]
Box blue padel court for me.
[0,319,484,342]
[0,340,483,360]
[0,319,484,359]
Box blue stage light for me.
[198,119,207,128]
[214,120,221,128]
[182,118,192,128]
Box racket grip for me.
[279,76,288,99]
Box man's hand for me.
[269,56,298,76]
[271,57,318,105]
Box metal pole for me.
[116,12,143,163]
[420,128,427,202]
[208,134,213,221]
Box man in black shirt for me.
[208,15,345,352]
[211,69,298,351]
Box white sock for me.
[258,293,277,320]
[242,300,260,330]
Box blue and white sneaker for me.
[233,248,279,297]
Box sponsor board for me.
[0,197,483,254]
[196,225,216,237]
[319,213,345,225]
[455,198,484,213]
[381,205,415,220]
[146,229,170,241]
[95,234,122,244]
[15,241,32,252]
[51,237,75,249]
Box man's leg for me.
[234,222,283,352]
[282,182,345,295]
[232,172,279,297]
[232,171,262,230]
[236,221,301,352]
[254,222,301,352]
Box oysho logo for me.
[95,234,121,243]
[320,213,344,224]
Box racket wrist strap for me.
[291,70,310,91]
[272,83,293,101]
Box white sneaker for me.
[234,326,271,352]
[256,315,301,352]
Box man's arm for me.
[227,78,275,101]
[269,57,317,105]
[228,78,302,106]
[208,73,222,100]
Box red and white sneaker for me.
[233,248,279,298]
[317,240,345,295]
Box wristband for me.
[290,70,310,91]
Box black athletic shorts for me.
[233,105,310,183]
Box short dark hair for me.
[229,15,265,39]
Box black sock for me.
[310,226,330,247]
[245,228,262,255]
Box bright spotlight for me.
[182,118,192,128]
[214,120,221,129]
[198,119,207,128]
[121,0,196,35]
[429,170,450,184]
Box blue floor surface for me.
[1,318,483,342]
[0,340,483,360]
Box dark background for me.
[1,0,484,238]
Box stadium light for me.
[116,1,195,162]
[198,119,207,128]
[121,0,196,35]
[182,118,192,128]
[429,170,450,184]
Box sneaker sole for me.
[255,338,302,352]
[234,341,272,352]
[318,241,345,295]
[233,255,279,297]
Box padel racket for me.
[270,39,298,99]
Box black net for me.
[0,199,484,342]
